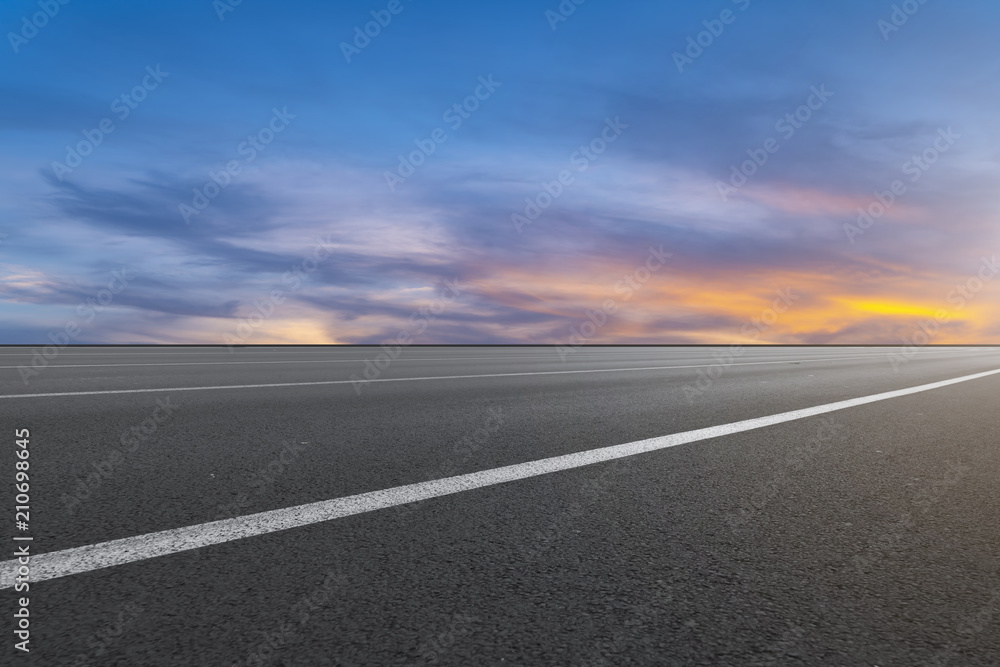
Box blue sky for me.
[3,0,1000,344]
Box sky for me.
[2,0,999,345]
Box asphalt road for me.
[3,345,1000,665]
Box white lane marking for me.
[2,366,998,589]
[0,349,977,370]
[0,351,903,369]
[0,355,617,369]
[0,352,982,399]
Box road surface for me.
[2,346,1000,665]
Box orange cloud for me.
[465,255,1000,344]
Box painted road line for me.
[2,366,999,588]
[0,352,981,399]
[0,351,914,369]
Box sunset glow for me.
[2,1,999,344]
